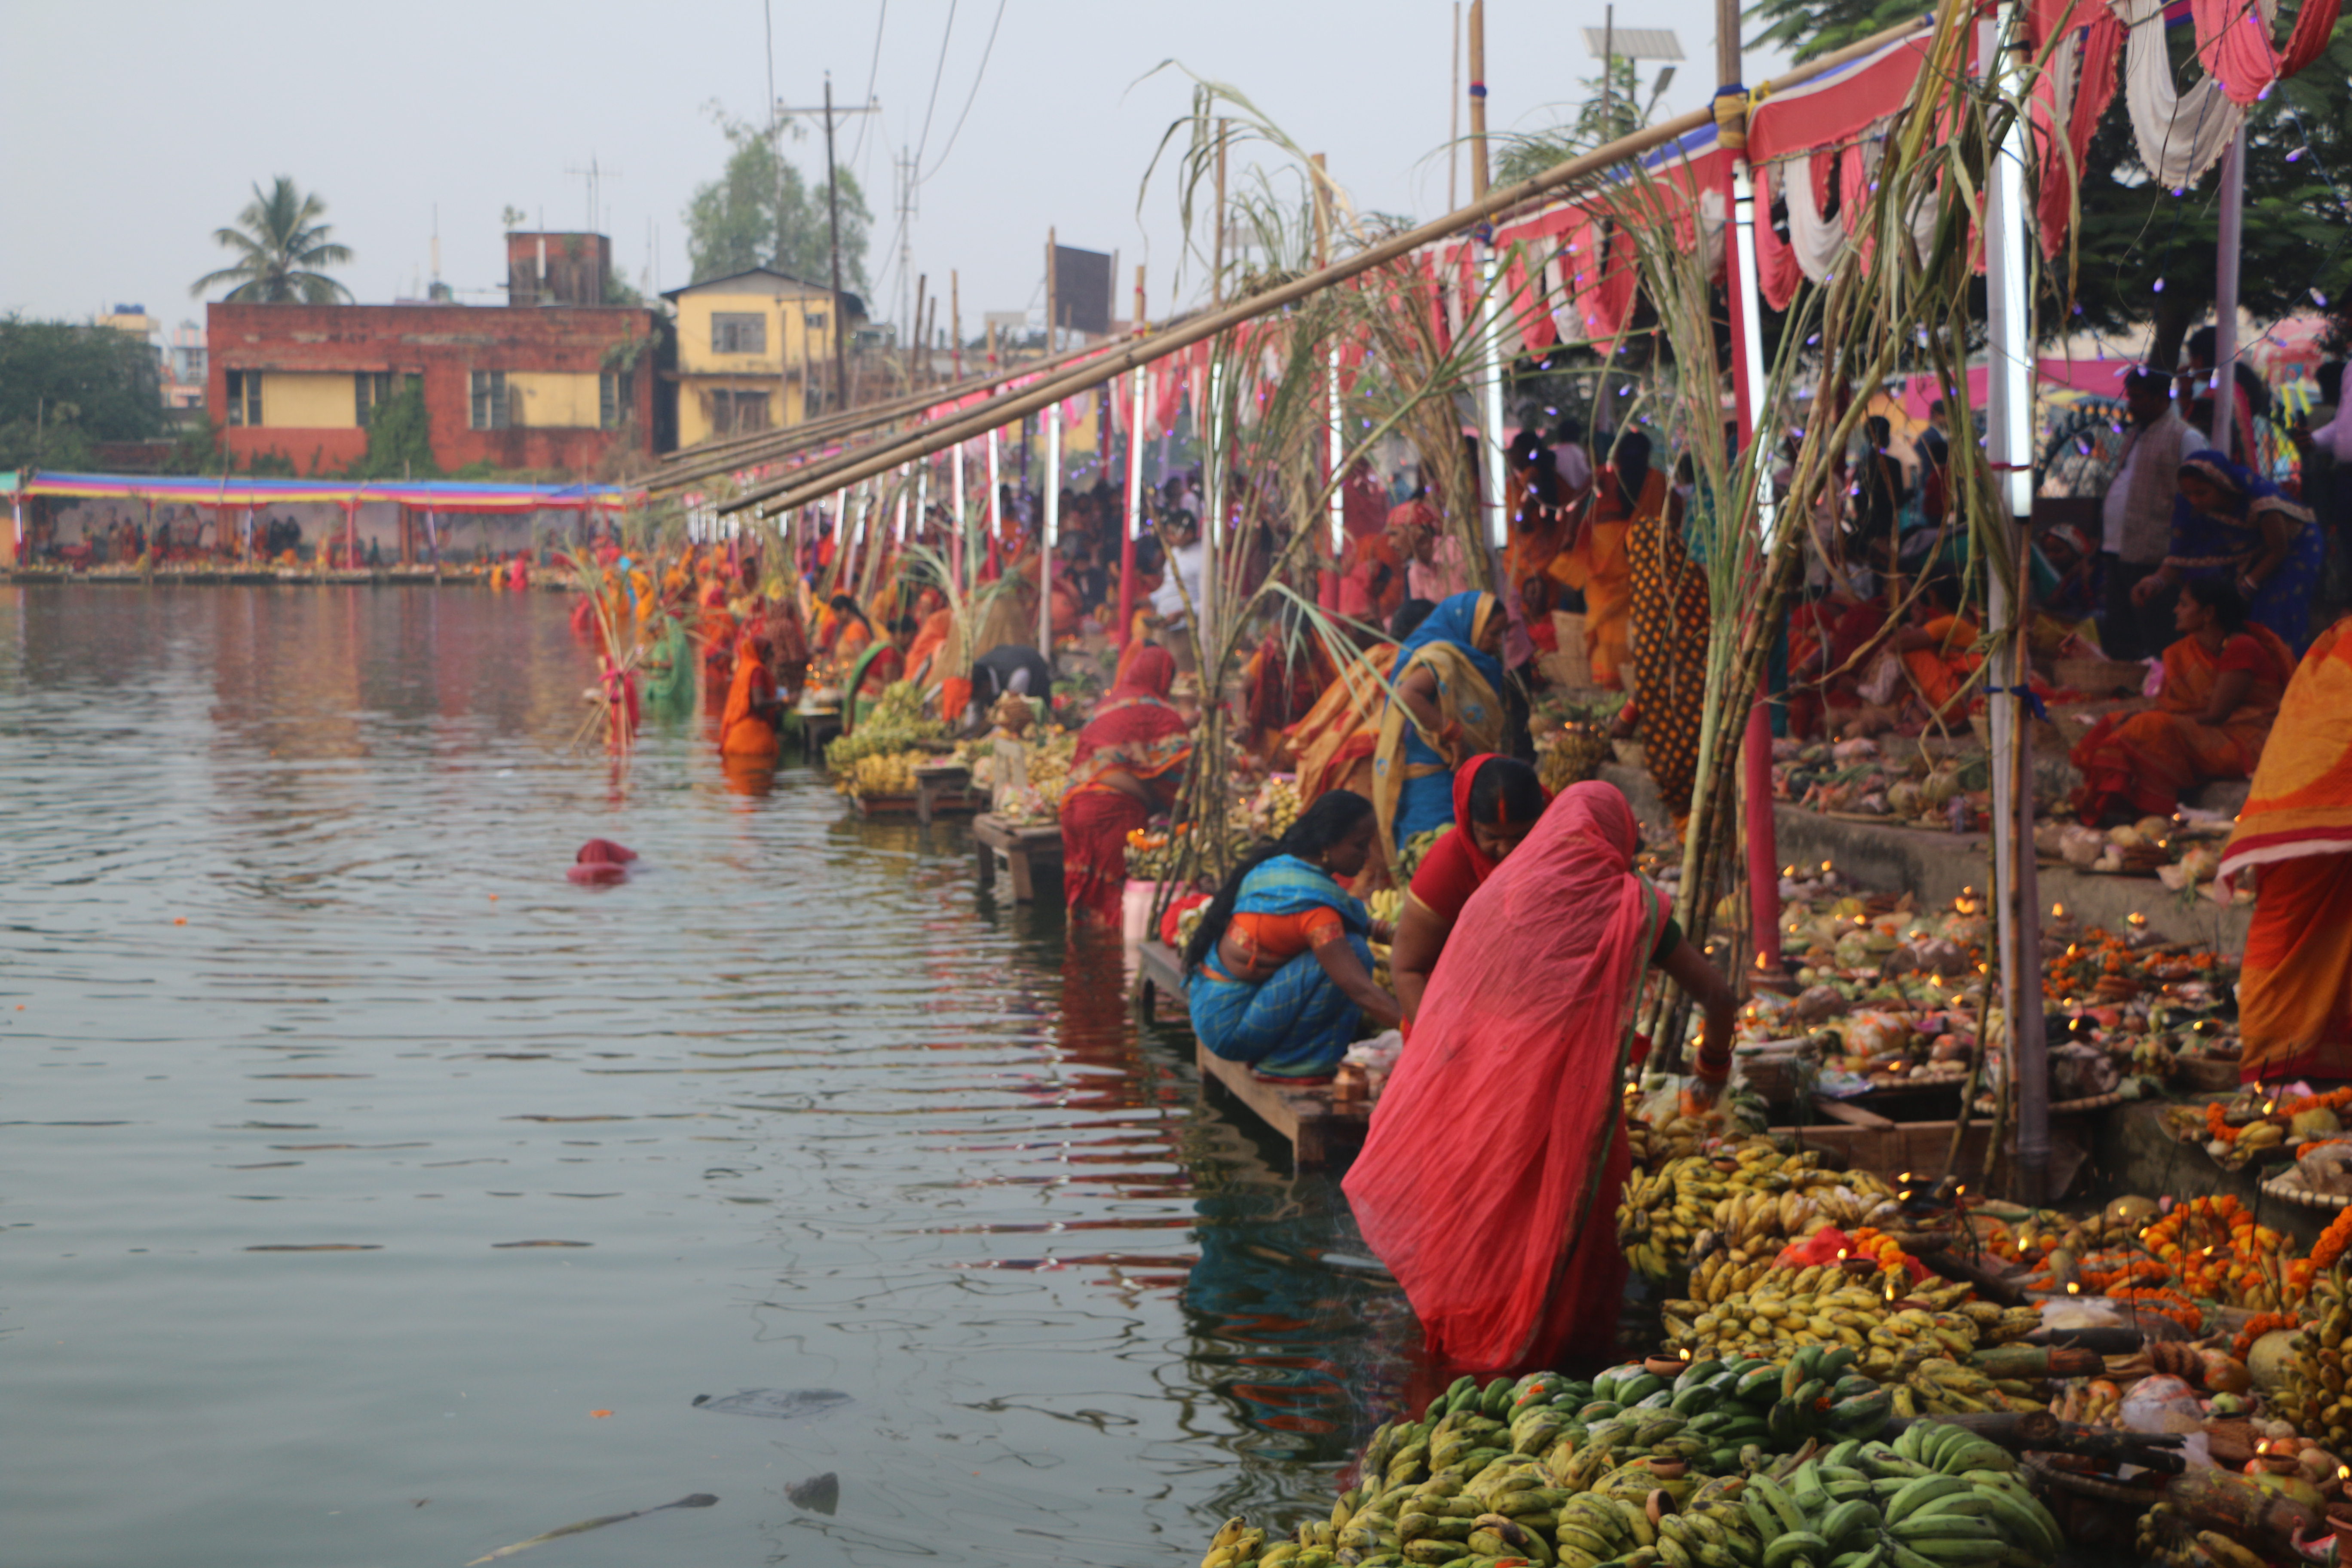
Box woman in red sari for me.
[1344,782,1736,1372]
[1058,646,1194,926]
[1388,754,1547,1024]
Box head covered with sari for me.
[1372,591,1508,849]
[1344,781,1668,1370]
[1066,643,1191,796]
[1389,591,1505,689]
[2180,452,2296,514]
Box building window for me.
[354,371,396,428]
[469,370,510,430]
[599,370,635,430]
[711,312,767,355]
[711,389,770,436]
[803,311,829,336]
[226,370,262,426]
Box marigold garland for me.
[2233,1311,2300,1360]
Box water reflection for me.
[0,582,1425,1568]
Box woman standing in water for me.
[1345,782,1736,1371]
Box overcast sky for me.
[2,0,1783,341]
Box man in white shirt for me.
[2098,368,2202,659]
[1148,509,1206,672]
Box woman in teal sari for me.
[640,613,697,714]
[1371,591,1508,853]
[1183,791,1401,1081]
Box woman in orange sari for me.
[2071,578,2292,823]
[1554,432,1660,689]
[1058,646,1193,926]
[718,629,784,769]
[1890,588,1983,720]
[2220,612,2352,1082]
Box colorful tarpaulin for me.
[21,472,643,513]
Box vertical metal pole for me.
[2210,130,2246,461]
[1470,1,1510,552]
[987,428,1003,539]
[1983,2,2049,1203]
[1040,404,1061,651]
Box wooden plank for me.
[1193,1040,1369,1170]
[1811,1096,1899,1131]
[1134,939,1186,1011]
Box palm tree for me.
[191,177,354,303]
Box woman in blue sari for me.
[1370,591,1508,854]
[2136,453,2323,651]
[1184,791,1401,1082]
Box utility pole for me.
[912,272,928,391]
[897,147,919,364]
[1044,229,1058,358]
[776,77,878,414]
[950,270,963,380]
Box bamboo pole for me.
[717,16,1939,521]
[950,270,963,381]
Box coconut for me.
[2109,825,2144,848]
[1887,780,1922,817]
[2135,815,2175,841]
[2291,1108,2343,1141]
[2247,1329,2302,1393]
[1920,766,1962,808]
[2105,1195,2162,1229]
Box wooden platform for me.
[972,813,1063,902]
[1778,1096,1996,1183]
[914,763,980,824]
[1131,941,1372,1169]
[798,710,842,765]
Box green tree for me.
[1743,0,2352,368]
[683,108,871,290]
[1494,58,1648,184]
[0,316,165,469]
[344,378,440,480]
[191,176,354,303]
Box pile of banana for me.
[2266,1266,2352,1451]
[1660,1270,2045,1416]
[824,681,945,770]
[842,750,929,798]
[2135,1501,2291,1568]
[1193,1355,2061,1568]
[1616,1146,1897,1283]
[1255,777,1302,839]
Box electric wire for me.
[921,0,1008,182]
[911,0,959,170]
[847,0,890,165]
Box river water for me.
[0,584,1421,1568]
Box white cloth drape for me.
[2122,0,2245,190]
[1782,153,1848,282]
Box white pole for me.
[1040,404,1061,650]
[1127,371,1149,542]
[895,467,910,543]
[2210,130,2246,460]
[987,427,1003,539]
[1730,163,1776,541]
[916,456,929,544]
[1328,344,1347,554]
[951,438,969,593]
[1982,1,2049,1204]
[1479,248,1510,549]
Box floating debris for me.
[463,1492,716,1565]
[690,1388,853,1422]
[785,1472,840,1515]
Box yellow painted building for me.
[662,267,863,449]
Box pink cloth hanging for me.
[2036,11,2125,258]
[1753,164,1804,311]
[2192,0,2282,104]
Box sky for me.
[0,0,1785,343]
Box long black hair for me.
[1183,790,1377,973]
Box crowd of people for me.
[550,344,2352,1371]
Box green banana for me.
[1883,1475,1972,1526]
[1761,1532,1830,1568]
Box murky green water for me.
[0,585,1421,1568]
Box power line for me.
[847,1,889,166]
[911,0,959,169]
[921,0,1007,183]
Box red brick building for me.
[206,243,663,475]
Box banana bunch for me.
[1750,1419,2060,1568]
[823,680,943,769]
[1618,1147,1895,1282]
[2133,1504,2273,1568]
[845,750,925,797]
[1256,777,1302,839]
[2269,1267,2352,1449]
[1662,1271,2044,1415]
[1367,889,1404,927]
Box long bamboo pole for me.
[719,16,1937,521]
